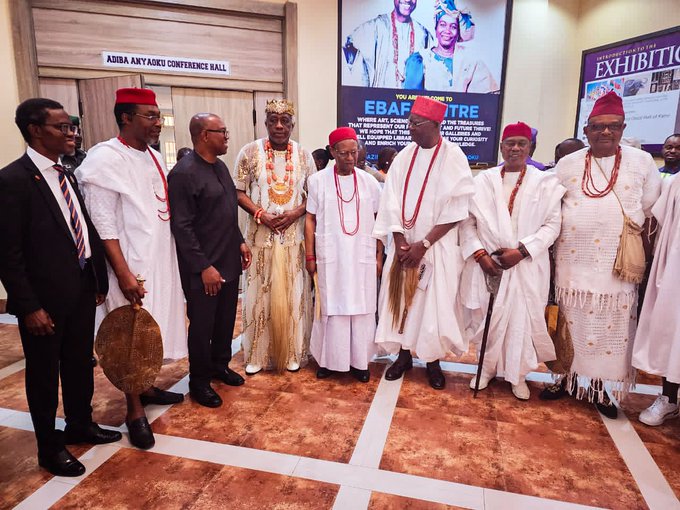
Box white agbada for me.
[459,166,564,384]
[373,139,474,362]
[343,13,432,88]
[307,167,382,371]
[418,46,498,93]
[633,174,680,383]
[76,138,187,360]
[554,145,661,400]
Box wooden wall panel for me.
[39,78,79,116]
[170,87,255,172]
[78,74,143,149]
[33,8,283,85]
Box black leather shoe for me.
[38,448,86,477]
[139,387,184,406]
[385,358,413,381]
[426,362,445,390]
[316,367,332,379]
[65,423,122,445]
[213,367,245,387]
[190,384,223,408]
[126,417,155,450]
[539,378,567,401]
[596,395,618,419]
[350,367,370,383]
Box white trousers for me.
[310,313,376,371]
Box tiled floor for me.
[1,314,679,510]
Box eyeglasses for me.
[205,128,229,138]
[407,119,432,128]
[335,150,358,158]
[501,140,530,148]
[44,123,79,135]
[587,122,624,133]
[134,113,162,122]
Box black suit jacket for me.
[0,153,108,317]
[168,151,244,290]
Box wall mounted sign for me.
[338,0,513,167]
[102,51,230,76]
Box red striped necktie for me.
[53,164,86,269]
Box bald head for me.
[189,113,228,162]
[190,113,220,142]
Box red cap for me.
[329,127,357,147]
[411,96,447,123]
[589,91,624,120]
[115,87,157,106]
[502,121,532,141]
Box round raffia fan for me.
[95,305,163,394]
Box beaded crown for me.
[265,99,295,116]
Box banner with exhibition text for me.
[575,27,680,154]
[337,0,512,167]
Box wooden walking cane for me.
[473,272,502,398]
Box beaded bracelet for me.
[472,249,488,263]
[305,255,316,261]
[254,208,264,224]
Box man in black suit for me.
[168,113,251,407]
[0,98,121,477]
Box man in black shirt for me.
[168,113,252,407]
[61,115,87,172]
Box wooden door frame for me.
[10,0,298,109]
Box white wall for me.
[0,0,24,166]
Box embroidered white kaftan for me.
[233,139,314,369]
[633,175,680,383]
[373,139,474,362]
[307,167,382,371]
[554,145,661,401]
[343,13,432,88]
[76,138,187,360]
[459,166,564,384]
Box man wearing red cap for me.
[76,87,187,447]
[459,122,564,400]
[233,99,314,375]
[304,127,383,382]
[373,96,474,390]
[543,91,661,417]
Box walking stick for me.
[473,272,502,398]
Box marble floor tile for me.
[0,426,90,510]
[380,407,506,490]
[621,393,680,500]
[496,421,647,509]
[239,390,371,462]
[0,324,23,370]
[368,492,467,509]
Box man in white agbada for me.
[305,127,383,382]
[76,87,187,450]
[342,0,432,89]
[632,173,680,426]
[374,96,474,390]
[545,91,661,418]
[460,122,563,401]
[234,99,314,375]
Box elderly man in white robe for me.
[543,91,661,418]
[633,173,680,426]
[305,127,383,382]
[460,122,564,400]
[76,87,187,450]
[374,96,474,390]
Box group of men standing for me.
[1,86,679,479]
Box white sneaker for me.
[469,373,492,391]
[245,364,262,375]
[286,360,300,372]
[639,395,679,426]
[512,380,531,400]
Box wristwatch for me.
[422,238,431,250]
